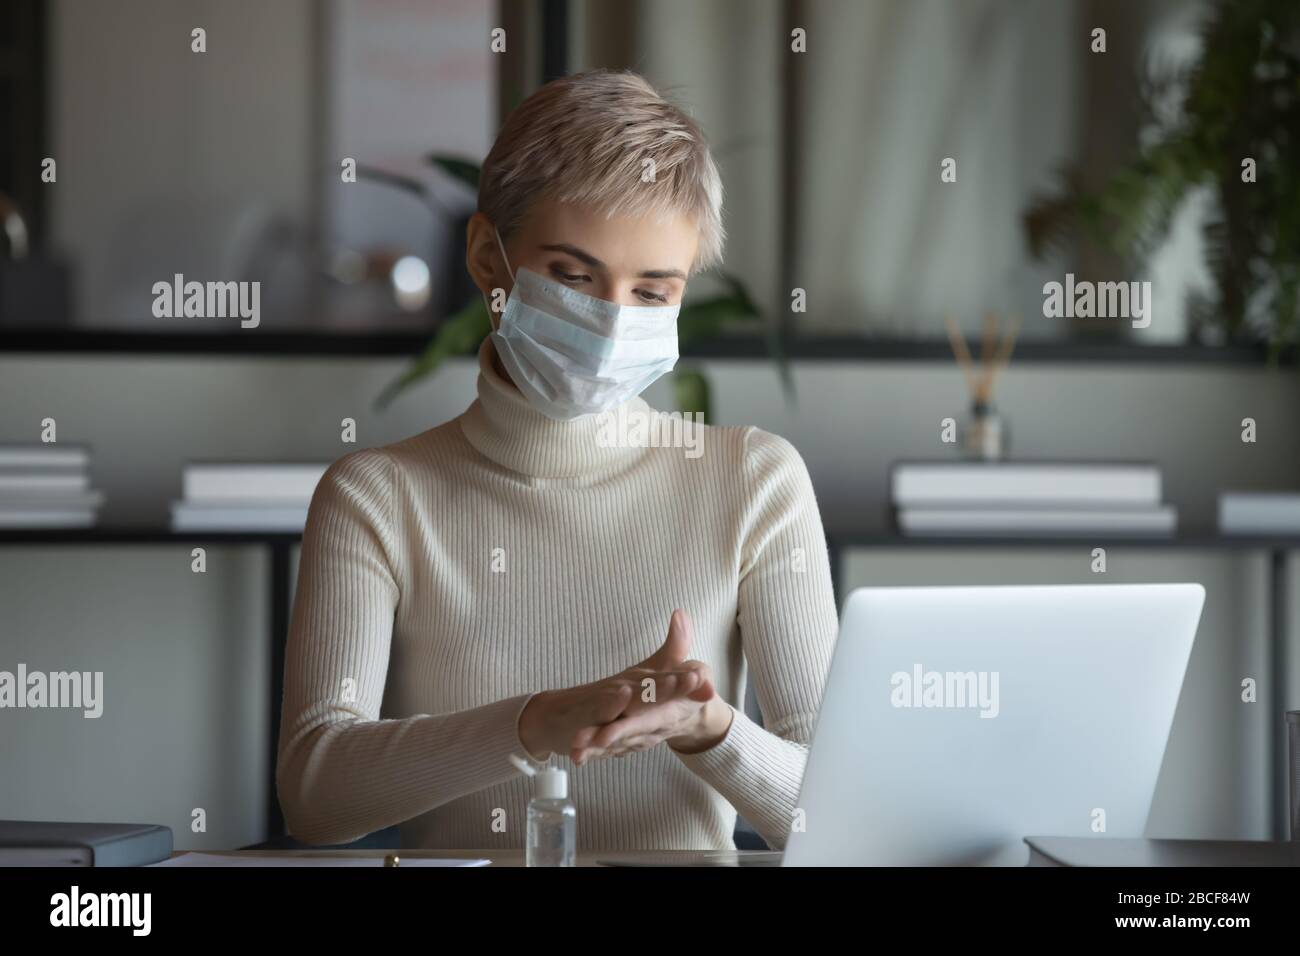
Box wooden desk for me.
[167,848,782,867]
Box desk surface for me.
[169,849,780,868]
[170,839,1300,867]
[1026,837,1300,866]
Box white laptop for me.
[780,584,1205,866]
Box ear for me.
[465,212,511,330]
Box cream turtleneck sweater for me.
[276,337,839,851]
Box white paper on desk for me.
[150,853,490,867]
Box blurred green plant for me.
[1023,0,1300,353]
[373,156,792,421]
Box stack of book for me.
[170,461,331,532]
[0,443,105,528]
[1218,492,1300,535]
[0,820,172,867]
[891,461,1176,537]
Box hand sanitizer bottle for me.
[526,766,575,867]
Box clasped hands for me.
[518,608,733,766]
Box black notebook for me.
[0,820,173,867]
[1025,836,1300,867]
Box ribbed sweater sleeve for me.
[275,450,536,845]
[671,428,839,850]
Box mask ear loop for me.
[483,225,516,328]
[493,226,516,283]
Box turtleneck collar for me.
[457,336,651,479]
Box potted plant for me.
[1023,0,1300,355]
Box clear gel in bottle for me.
[526,766,575,867]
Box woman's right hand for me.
[517,614,710,762]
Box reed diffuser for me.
[945,313,1020,461]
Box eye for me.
[637,289,670,304]
[550,266,589,284]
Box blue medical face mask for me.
[484,226,681,421]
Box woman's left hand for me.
[568,609,735,765]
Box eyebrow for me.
[538,243,687,281]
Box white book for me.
[170,500,309,532]
[0,471,89,495]
[0,491,105,511]
[1218,492,1300,535]
[0,444,90,470]
[891,461,1161,508]
[897,506,1177,537]
[182,462,330,503]
[0,509,99,529]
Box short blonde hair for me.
[478,69,725,275]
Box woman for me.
[277,69,838,852]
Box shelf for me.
[0,527,303,545]
[0,330,428,357]
[830,531,1300,550]
[0,328,1294,364]
[2,526,1298,550]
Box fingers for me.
[681,659,713,695]
[574,682,633,727]
[636,660,713,707]
[553,610,708,768]
[559,667,707,764]
[638,608,693,669]
[568,723,602,751]
[572,733,659,764]
[628,666,700,704]
[606,665,703,722]
[554,664,704,755]
[567,694,684,763]
[686,674,716,702]
[577,666,714,760]
[588,660,715,730]
[569,680,712,764]
[587,694,695,750]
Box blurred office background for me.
[2,0,1298,850]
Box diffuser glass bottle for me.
[947,313,1019,463]
[964,399,1009,460]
